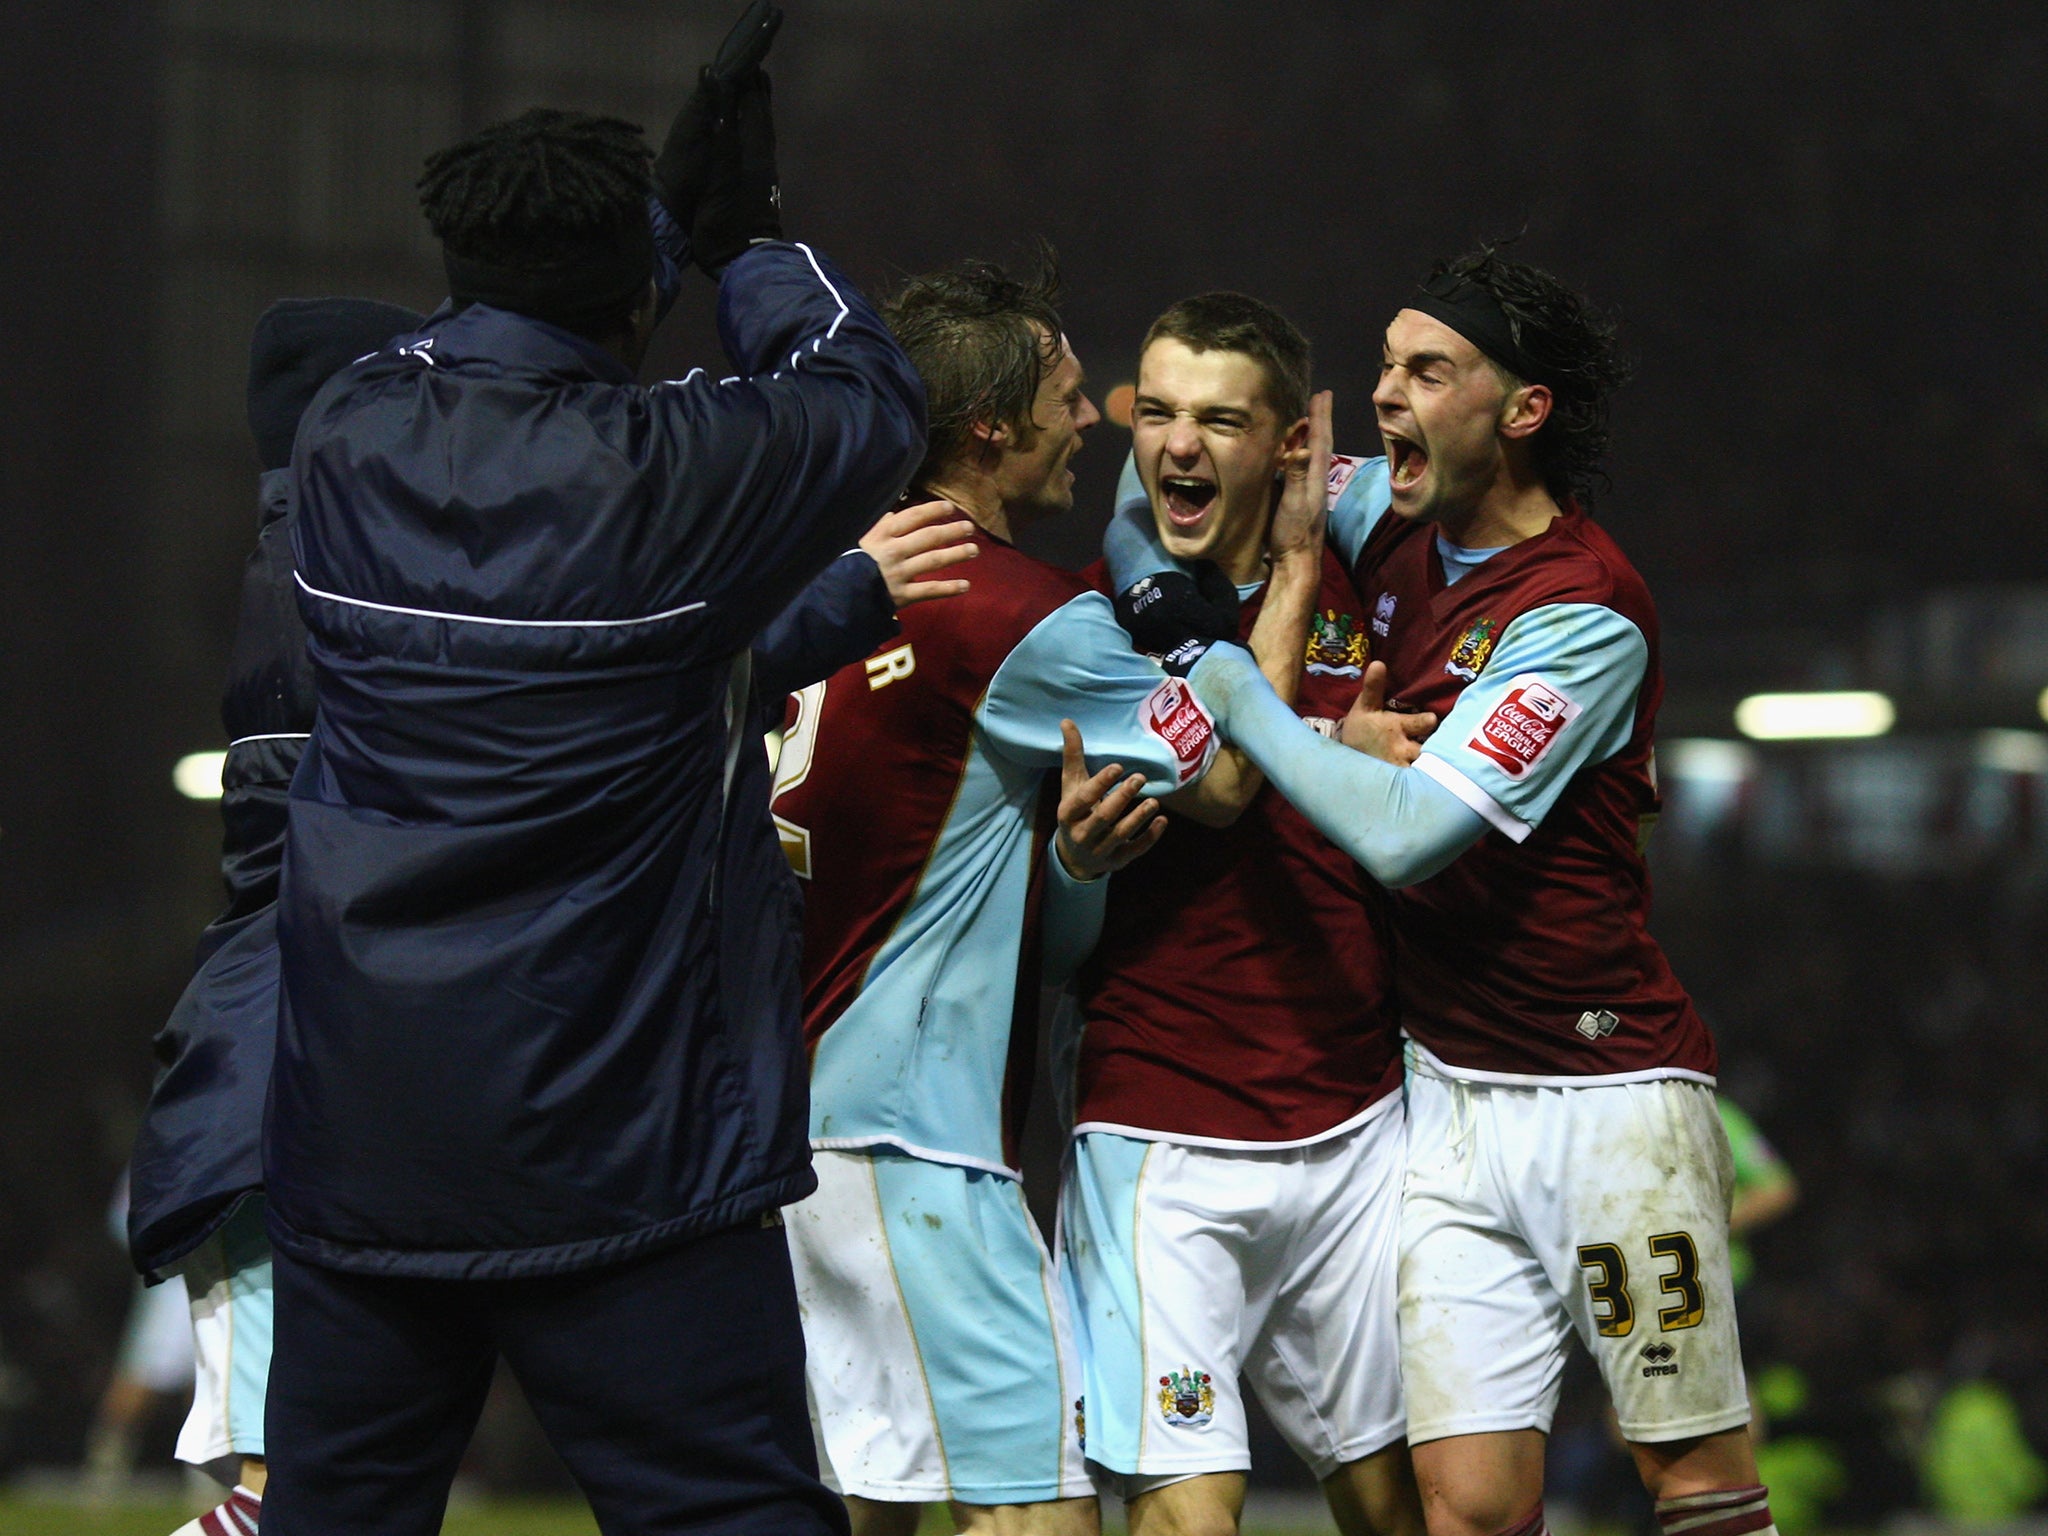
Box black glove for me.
[1114,564,1241,677]
[652,0,783,228]
[690,71,782,276]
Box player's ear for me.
[1498,383,1552,441]
[1274,412,1309,470]
[969,416,1011,453]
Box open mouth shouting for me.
[1384,432,1429,496]
[1161,475,1219,529]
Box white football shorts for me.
[1400,1063,1751,1445]
[176,1194,273,1471]
[1060,1097,1407,1485]
[785,1149,1091,1507]
[114,1273,195,1395]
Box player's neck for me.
[925,470,1013,544]
[1439,464,1561,549]
[1208,500,1273,587]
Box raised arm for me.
[644,242,927,653]
[1163,391,1330,827]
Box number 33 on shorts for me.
[1577,1231,1707,1339]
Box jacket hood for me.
[247,297,424,469]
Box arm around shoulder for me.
[1187,645,1488,886]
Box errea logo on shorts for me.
[1468,675,1580,778]
[1576,1009,1620,1040]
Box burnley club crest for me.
[1445,617,1498,681]
[1158,1367,1216,1427]
[1305,609,1367,677]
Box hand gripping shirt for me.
[1069,486,1402,1146]
[773,530,1216,1176]
[1328,454,1714,1084]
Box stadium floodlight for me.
[1733,691,1895,741]
[1658,737,1757,786]
[1977,729,2048,775]
[173,750,228,801]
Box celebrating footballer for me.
[126,6,1789,1535]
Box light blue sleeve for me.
[1039,838,1107,985]
[1413,602,1649,840]
[1103,450,1394,588]
[978,592,1219,797]
[1185,645,1488,888]
[1325,454,1393,569]
[1103,453,1184,590]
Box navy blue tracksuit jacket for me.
[128,467,311,1279]
[270,243,925,1279]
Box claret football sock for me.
[1491,1503,1549,1536]
[1654,1484,1775,1536]
[171,1483,261,1536]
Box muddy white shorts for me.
[176,1194,273,1470]
[1061,1097,1407,1484]
[1400,1063,1750,1446]
[785,1149,1091,1507]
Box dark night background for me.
[3,0,2045,1521]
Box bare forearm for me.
[1248,548,1319,707]
[1171,549,1321,824]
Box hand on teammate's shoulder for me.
[860,500,978,610]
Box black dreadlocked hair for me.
[885,247,1064,490]
[417,107,652,290]
[1431,242,1632,504]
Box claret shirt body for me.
[1071,464,1403,1146]
[1327,454,1714,1085]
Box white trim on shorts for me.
[1071,1088,1399,1152]
[1408,1036,1718,1091]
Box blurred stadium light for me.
[1977,728,2048,775]
[172,750,226,801]
[1734,691,1895,741]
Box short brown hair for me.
[885,249,1063,489]
[1142,292,1311,425]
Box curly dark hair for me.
[884,247,1064,490]
[1428,243,1632,503]
[419,108,651,266]
[1143,291,1311,425]
[418,108,653,336]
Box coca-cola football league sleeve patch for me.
[1414,602,1649,840]
[1138,674,1218,785]
[978,592,1214,796]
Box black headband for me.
[1407,274,1559,392]
[442,216,653,338]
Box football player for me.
[773,256,1326,1536]
[1108,247,1779,1536]
[1060,293,1428,1536]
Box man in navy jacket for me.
[262,60,924,1536]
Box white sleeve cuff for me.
[1415,751,1532,844]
